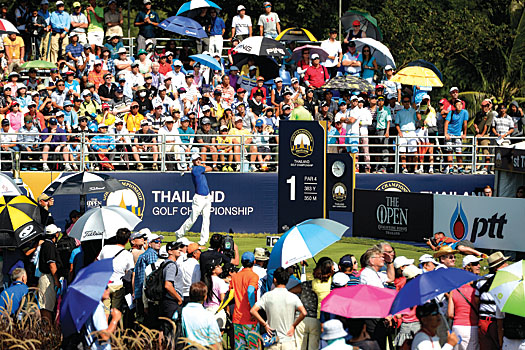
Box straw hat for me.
[433,245,459,259]
[487,251,510,269]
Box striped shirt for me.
[475,274,497,318]
[492,115,514,135]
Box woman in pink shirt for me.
[394,265,422,350]
[6,101,23,131]
[447,256,481,350]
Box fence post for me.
[394,135,400,174]
[161,134,166,172]
[80,133,85,171]
[240,135,245,173]
[471,135,477,174]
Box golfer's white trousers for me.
[176,193,212,245]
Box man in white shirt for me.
[341,96,360,155]
[231,5,252,41]
[124,62,145,99]
[359,246,394,288]
[114,47,133,74]
[164,60,185,89]
[258,2,280,39]
[321,28,342,78]
[181,243,202,302]
[158,116,182,171]
[97,228,135,314]
[152,86,174,115]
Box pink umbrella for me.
[0,19,19,35]
[321,285,397,318]
[291,45,329,62]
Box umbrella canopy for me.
[0,19,19,35]
[268,219,349,270]
[390,66,443,87]
[236,36,286,58]
[341,10,383,41]
[489,260,525,317]
[233,53,280,80]
[407,59,443,81]
[60,259,113,337]
[321,75,375,92]
[69,206,141,242]
[159,16,208,39]
[21,60,56,70]
[0,173,23,196]
[390,268,482,315]
[189,53,222,71]
[276,27,317,42]
[176,0,221,16]
[0,195,45,247]
[352,38,395,68]
[321,285,397,318]
[291,45,328,62]
[43,171,125,196]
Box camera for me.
[211,233,235,259]
[266,236,280,247]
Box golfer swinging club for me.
[175,153,212,245]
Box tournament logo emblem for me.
[375,181,410,192]
[104,180,145,218]
[495,151,502,168]
[290,129,314,157]
[332,183,347,202]
[450,203,468,240]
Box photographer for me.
[200,233,239,273]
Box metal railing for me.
[0,131,521,173]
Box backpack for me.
[56,236,77,278]
[144,260,176,302]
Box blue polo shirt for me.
[191,165,210,196]
[0,281,29,315]
[395,107,417,131]
[209,17,225,36]
[446,109,468,136]
[178,127,195,144]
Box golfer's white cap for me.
[462,255,483,268]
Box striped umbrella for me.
[0,195,44,247]
[268,219,349,269]
[235,36,286,57]
[176,0,221,16]
[489,260,525,317]
[0,19,19,35]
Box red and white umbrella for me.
[0,20,19,35]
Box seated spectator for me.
[91,124,115,170]
[0,119,18,170]
[228,116,258,172]
[109,86,131,115]
[157,116,181,171]
[17,115,40,170]
[87,60,107,90]
[125,101,145,133]
[147,103,166,133]
[105,34,124,59]
[236,103,256,132]
[248,91,268,119]
[132,119,158,170]
[249,76,268,101]
[79,90,101,118]
[216,125,234,171]
[65,136,81,171]
[304,54,329,90]
[41,117,68,171]
[0,268,29,316]
[196,117,218,170]
[6,101,24,131]
[96,103,115,127]
[62,100,78,132]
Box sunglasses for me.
[444,255,456,260]
[152,240,162,243]
[469,262,480,267]
[402,100,411,103]
[131,106,139,109]
[57,84,65,86]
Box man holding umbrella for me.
[38,224,63,325]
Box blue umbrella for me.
[176,0,221,16]
[268,219,349,270]
[159,16,207,39]
[407,59,443,81]
[389,267,482,315]
[60,259,113,337]
[189,54,222,71]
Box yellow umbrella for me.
[276,27,317,42]
[0,195,45,247]
[390,66,443,87]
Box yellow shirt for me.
[228,127,252,144]
[312,277,332,318]
[3,36,24,60]
[125,112,145,133]
[240,64,259,77]
[96,113,116,126]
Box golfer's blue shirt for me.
[192,165,210,196]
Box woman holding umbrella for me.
[359,44,378,84]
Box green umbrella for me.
[489,260,525,317]
[21,60,56,69]
[341,10,383,41]
[321,75,375,92]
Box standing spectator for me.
[395,96,419,173]
[3,33,25,73]
[28,8,47,60]
[491,104,514,146]
[206,10,226,55]
[375,96,391,173]
[181,282,222,349]
[181,243,202,302]
[105,0,123,39]
[70,2,88,46]
[444,99,468,174]
[447,87,466,112]
[412,302,459,350]
[14,1,30,60]
[342,41,361,77]
[475,252,509,350]
[359,44,378,84]
[38,224,62,325]
[304,54,330,91]
[360,247,395,287]
[344,20,367,42]
[231,5,252,41]
[258,2,280,39]
[134,0,159,52]
[381,65,401,102]
[161,241,184,347]
[321,28,342,78]
[231,252,259,350]
[320,319,355,350]
[85,0,104,50]
[129,231,146,264]
[38,0,52,60]
[251,267,307,349]
[474,100,496,174]
[49,1,70,64]
[134,232,163,321]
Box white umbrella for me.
[69,206,141,242]
[352,38,395,68]
[0,19,19,35]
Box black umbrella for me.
[43,171,126,212]
[235,36,286,58]
[321,75,375,92]
[0,195,45,247]
[233,53,280,80]
[407,59,443,82]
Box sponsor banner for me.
[357,174,494,196]
[353,189,434,241]
[433,195,525,251]
[495,146,525,174]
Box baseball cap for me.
[164,116,174,123]
[202,105,211,112]
[393,256,414,269]
[56,0,64,5]
[73,1,81,7]
[242,251,255,263]
[181,115,189,122]
[40,0,49,4]
[352,20,360,26]
[1,119,9,126]
[158,85,166,91]
[332,272,350,287]
[37,193,52,202]
[229,66,239,71]
[338,254,354,267]
[176,237,191,246]
[63,100,73,107]
[350,95,358,101]
[49,118,58,125]
[321,101,329,107]
[256,76,264,81]
[143,0,151,4]
[338,100,346,106]
[274,77,282,83]
[237,5,246,11]
[201,117,211,124]
[263,1,271,6]
[130,231,147,240]
[45,224,61,235]
[386,92,397,100]
[462,255,483,268]
[236,87,246,93]
[334,114,342,123]
[173,59,183,66]
[165,51,174,57]
[384,65,393,71]
[329,27,338,34]
[115,86,123,93]
[421,94,431,100]
[283,88,293,96]
[220,125,228,131]
[130,101,139,107]
[185,72,194,78]
[140,119,149,126]
[147,233,164,243]
[94,59,102,66]
[255,119,264,127]
[234,116,243,122]
[187,243,204,254]
[56,111,65,118]
[27,101,37,108]
[291,77,299,84]
[311,53,320,60]
[144,73,152,79]
[191,153,201,161]
[282,104,291,111]
[158,245,168,258]
[131,62,139,68]
[249,65,257,71]
[167,241,183,251]
[403,265,422,279]
[102,103,110,109]
[449,86,459,93]
[69,32,78,37]
[419,254,438,265]
[117,47,127,54]
[213,89,222,95]
[98,124,108,129]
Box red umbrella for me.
[0,19,19,35]
[321,285,397,318]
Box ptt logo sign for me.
[449,203,507,243]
